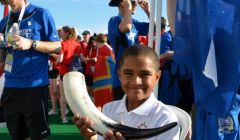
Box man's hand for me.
[11,35,33,50]
[138,0,150,17]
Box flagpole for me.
[155,0,162,56]
[148,0,155,48]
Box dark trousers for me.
[0,106,4,122]
[177,79,194,113]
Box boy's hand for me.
[72,114,97,140]
[104,130,126,140]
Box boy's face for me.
[118,55,160,104]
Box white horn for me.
[63,72,177,139]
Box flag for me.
[93,55,115,108]
[173,0,240,117]
[173,0,240,139]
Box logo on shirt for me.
[137,122,147,129]
[218,116,234,134]
[127,32,136,43]
[28,21,32,26]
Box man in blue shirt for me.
[0,0,61,140]
[108,0,150,100]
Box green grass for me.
[0,101,85,140]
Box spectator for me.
[48,54,60,116]
[76,35,82,42]
[80,30,91,74]
[0,0,61,139]
[81,30,91,51]
[81,36,97,98]
[93,33,115,107]
[58,26,80,123]
[158,17,181,106]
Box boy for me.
[73,45,180,140]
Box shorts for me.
[1,86,50,140]
[48,69,59,79]
[85,75,93,86]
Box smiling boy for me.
[73,45,180,140]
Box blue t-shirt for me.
[160,31,173,55]
[0,3,59,88]
[108,15,149,88]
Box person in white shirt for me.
[73,45,180,140]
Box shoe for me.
[65,109,69,115]
[48,110,58,116]
[62,117,68,124]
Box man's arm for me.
[33,40,61,54]
[119,0,133,33]
[160,50,174,60]
[11,34,61,54]
[167,0,176,35]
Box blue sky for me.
[0,0,167,35]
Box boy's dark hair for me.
[118,45,160,71]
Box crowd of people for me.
[0,0,239,140]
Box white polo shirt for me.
[97,93,180,140]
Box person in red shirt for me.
[79,30,91,74]
[81,36,97,98]
[93,33,116,107]
[80,30,91,51]
[48,54,60,116]
[58,26,81,123]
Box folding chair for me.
[0,122,6,128]
[167,105,192,140]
